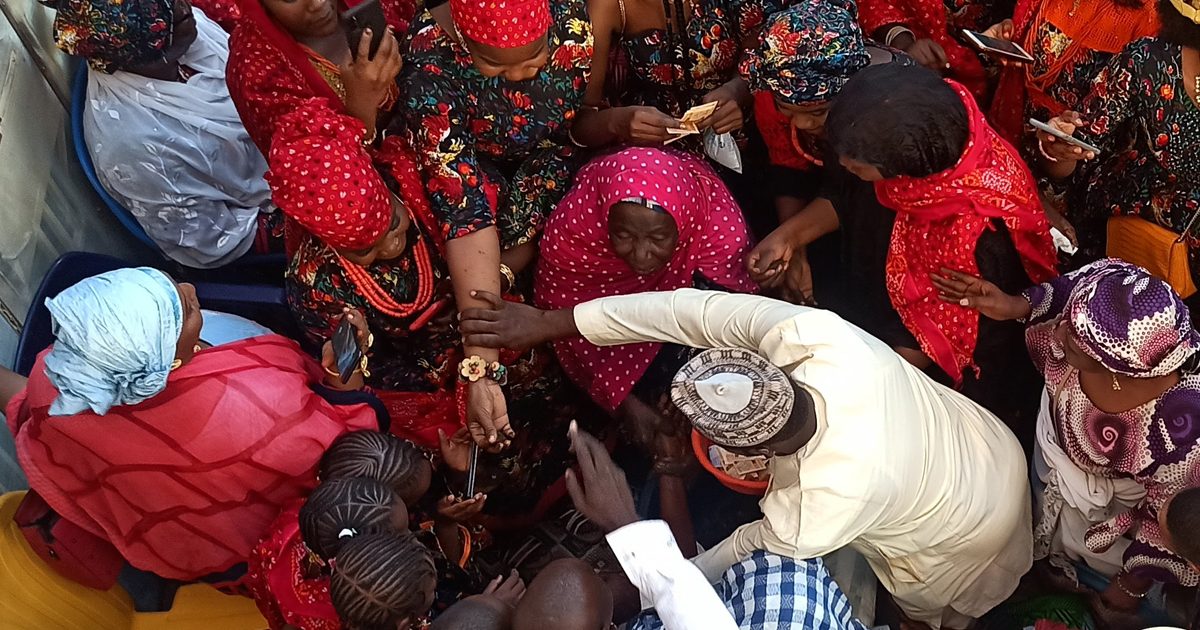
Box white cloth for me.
[1032,389,1144,576]
[607,520,738,630]
[574,290,1034,629]
[82,8,272,269]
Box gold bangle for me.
[324,354,371,380]
[499,264,516,292]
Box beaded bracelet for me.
[458,355,509,386]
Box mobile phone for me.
[1029,118,1102,155]
[463,442,480,497]
[962,30,1035,63]
[342,0,388,60]
[332,318,363,383]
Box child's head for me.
[320,431,433,505]
[513,559,613,630]
[330,532,438,630]
[299,477,407,561]
[429,595,513,630]
[1162,487,1200,569]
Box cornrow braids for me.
[331,532,438,630]
[320,431,429,501]
[299,477,400,561]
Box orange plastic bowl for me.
[691,430,769,496]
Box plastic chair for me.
[70,65,286,272]
[0,491,267,630]
[13,252,291,377]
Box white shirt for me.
[84,8,272,269]
[575,290,1033,628]
[606,520,738,630]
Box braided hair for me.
[299,477,401,561]
[319,431,430,503]
[331,532,438,630]
[826,63,969,180]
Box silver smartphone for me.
[962,30,1035,64]
[1029,118,1102,155]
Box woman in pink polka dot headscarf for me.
[535,147,759,420]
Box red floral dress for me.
[248,502,339,630]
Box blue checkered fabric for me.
[628,551,869,630]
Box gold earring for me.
[193,344,202,354]
[1111,373,1122,391]
[170,359,183,371]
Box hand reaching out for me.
[459,291,575,350]
[483,570,527,609]
[930,268,1032,321]
[438,426,475,472]
[564,421,639,533]
[437,493,487,522]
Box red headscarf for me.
[449,0,551,48]
[267,113,392,250]
[876,81,1057,384]
[535,148,759,411]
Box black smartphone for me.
[342,0,388,60]
[332,318,363,383]
[464,442,480,497]
[962,30,1035,63]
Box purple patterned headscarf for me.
[1064,259,1200,377]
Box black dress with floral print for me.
[285,221,607,518]
[1068,38,1200,277]
[615,0,788,117]
[393,0,594,249]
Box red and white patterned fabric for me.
[449,0,551,48]
[226,0,413,253]
[6,336,378,580]
[875,81,1057,385]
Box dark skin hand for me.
[565,421,640,533]
[459,291,580,351]
[483,571,527,608]
[319,307,372,391]
[930,268,1033,321]
[697,78,751,135]
[0,366,28,413]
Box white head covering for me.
[670,348,794,448]
[43,267,183,416]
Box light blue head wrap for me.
[42,267,183,416]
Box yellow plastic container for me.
[0,491,267,630]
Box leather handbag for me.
[13,490,124,590]
[1107,214,1199,298]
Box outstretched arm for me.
[461,289,806,353]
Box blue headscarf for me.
[43,267,183,416]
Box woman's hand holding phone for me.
[980,20,1016,65]
[1037,111,1097,163]
[321,307,371,391]
[340,26,403,131]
